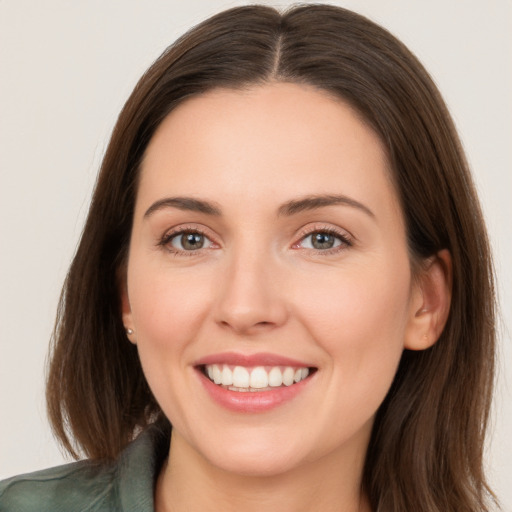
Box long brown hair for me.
[46,5,497,511]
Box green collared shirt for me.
[0,426,169,512]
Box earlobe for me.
[404,249,452,351]
[119,274,136,344]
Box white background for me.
[1,0,510,509]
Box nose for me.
[213,248,289,336]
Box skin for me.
[122,82,451,512]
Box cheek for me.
[129,261,211,343]
[126,261,214,403]
[296,259,411,398]
[300,257,411,334]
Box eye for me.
[165,230,214,252]
[301,231,341,250]
[296,229,352,252]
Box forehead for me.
[137,82,401,223]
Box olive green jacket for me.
[0,426,168,512]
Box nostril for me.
[217,317,277,335]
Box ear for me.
[119,270,136,344]
[404,249,452,350]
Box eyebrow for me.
[143,193,374,219]
[144,197,222,218]
[277,194,375,218]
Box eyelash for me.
[158,226,216,256]
[158,225,353,256]
[293,225,353,255]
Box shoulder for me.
[0,459,117,512]
[0,423,170,512]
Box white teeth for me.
[232,366,250,388]
[282,367,295,386]
[250,367,268,389]
[268,367,283,387]
[221,365,233,386]
[212,364,222,384]
[204,363,311,390]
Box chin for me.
[189,429,311,478]
[208,449,305,478]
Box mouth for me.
[200,364,315,392]
[193,353,317,412]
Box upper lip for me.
[193,352,313,368]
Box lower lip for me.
[196,369,314,413]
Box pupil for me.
[182,233,204,250]
[312,232,334,249]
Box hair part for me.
[46,5,497,511]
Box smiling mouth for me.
[201,364,316,392]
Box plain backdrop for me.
[1,0,511,508]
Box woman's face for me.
[123,83,425,476]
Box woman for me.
[0,4,498,511]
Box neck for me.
[155,430,371,512]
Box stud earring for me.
[126,328,134,335]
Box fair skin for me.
[122,82,451,512]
